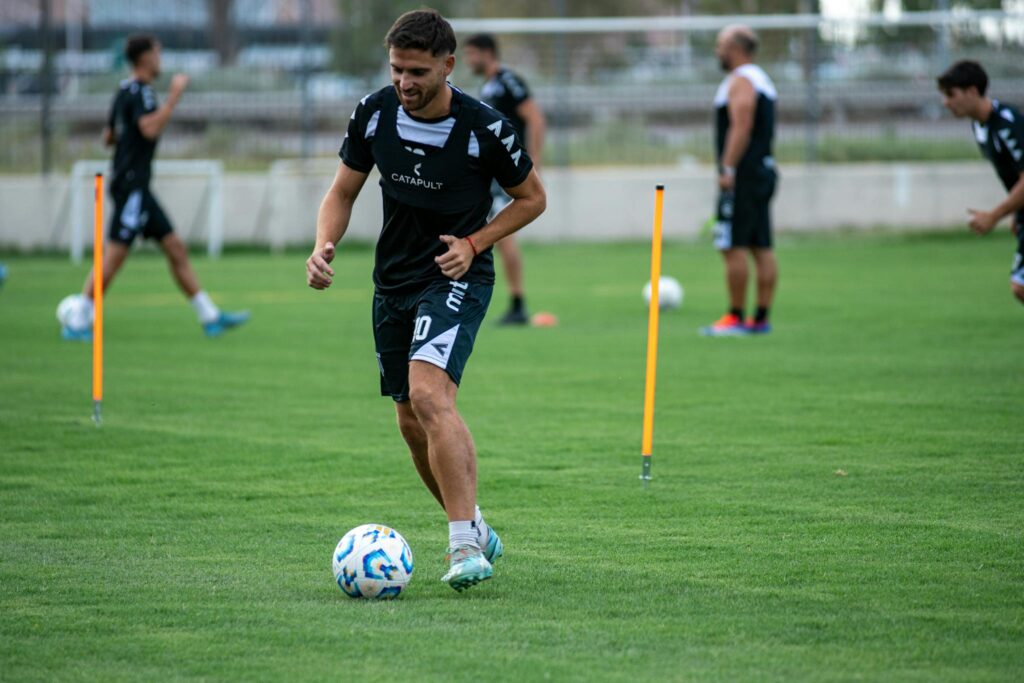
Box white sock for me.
[448,521,479,550]
[190,290,220,324]
[474,505,490,547]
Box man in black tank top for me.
[701,26,779,337]
[938,60,1024,306]
[465,33,548,325]
[306,10,546,592]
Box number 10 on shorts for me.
[413,315,432,341]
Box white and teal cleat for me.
[483,527,503,565]
[203,310,251,338]
[442,545,493,592]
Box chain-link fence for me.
[3,2,1024,174]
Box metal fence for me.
[3,3,1024,175]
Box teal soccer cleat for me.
[442,546,493,592]
[203,310,251,338]
[483,526,503,565]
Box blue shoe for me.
[442,546,493,592]
[745,319,772,335]
[61,325,92,342]
[483,526,504,565]
[0,263,7,288]
[203,310,250,338]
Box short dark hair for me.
[385,9,457,57]
[125,34,157,66]
[937,60,988,96]
[733,31,758,56]
[465,33,498,55]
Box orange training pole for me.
[92,173,103,425]
[640,184,664,487]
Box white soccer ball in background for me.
[643,276,684,310]
[56,294,92,330]
[332,524,413,599]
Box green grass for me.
[1,233,1022,682]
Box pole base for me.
[639,456,652,488]
[92,400,102,426]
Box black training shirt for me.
[340,85,532,294]
[107,79,159,194]
[972,99,1024,193]
[480,68,532,141]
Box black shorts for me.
[714,166,777,250]
[372,279,493,402]
[108,187,174,246]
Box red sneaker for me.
[699,313,747,337]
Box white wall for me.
[0,162,1004,252]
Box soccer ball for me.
[643,276,684,310]
[56,294,92,330]
[332,524,414,599]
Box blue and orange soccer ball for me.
[332,524,414,599]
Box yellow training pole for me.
[640,185,665,487]
[92,173,103,426]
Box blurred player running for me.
[463,34,547,325]
[701,26,779,337]
[306,11,546,591]
[59,35,249,340]
[938,60,1024,306]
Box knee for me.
[409,383,452,425]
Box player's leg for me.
[61,190,138,339]
[746,169,778,333]
[82,241,131,299]
[405,280,498,589]
[395,399,445,508]
[702,190,749,336]
[750,248,778,332]
[489,181,528,325]
[376,292,458,514]
[496,236,528,325]
[724,248,749,313]
[150,193,249,336]
[159,233,201,297]
[408,361,493,590]
[407,362,476,522]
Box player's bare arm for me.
[969,175,1024,235]
[102,127,115,147]
[517,99,547,167]
[138,74,189,141]
[719,77,756,191]
[435,168,546,280]
[307,162,369,289]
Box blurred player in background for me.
[938,60,1024,306]
[306,11,546,591]
[59,35,249,340]
[463,34,547,325]
[702,26,779,337]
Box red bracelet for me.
[465,236,479,256]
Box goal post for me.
[69,159,224,263]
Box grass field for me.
[1,233,1022,682]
